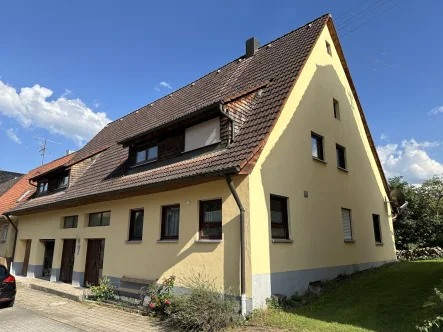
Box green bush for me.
[417,288,443,332]
[146,275,175,318]
[88,276,115,301]
[165,274,242,331]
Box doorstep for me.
[15,276,89,302]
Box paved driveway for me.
[0,283,164,331]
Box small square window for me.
[326,41,332,56]
[270,195,289,239]
[134,142,158,165]
[129,209,144,241]
[38,181,48,193]
[161,205,180,240]
[336,144,347,170]
[199,199,222,240]
[63,216,78,229]
[372,214,382,243]
[341,208,353,241]
[333,99,340,119]
[311,132,324,161]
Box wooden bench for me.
[113,276,155,304]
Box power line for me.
[341,0,407,37]
[337,0,392,30]
[335,0,373,20]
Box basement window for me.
[185,117,220,152]
[326,41,332,56]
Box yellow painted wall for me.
[0,218,16,260]
[249,25,396,276]
[14,176,251,296]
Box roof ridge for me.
[106,13,331,125]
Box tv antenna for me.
[34,136,61,165]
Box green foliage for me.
[266,292,306,309]
[146,275,175,317]
[417,288,443,332]
[88,276,115,301]
[165,274,242,332]
[390,176,443,249]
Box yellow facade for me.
[249,25,396,277]
[14,176,251,297]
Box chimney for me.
[246,37,260,58]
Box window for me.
[270,195,289,239]
[129,209,144,241]
[58,174,69,188]
[185,117,220,152]
[373,214,382,243]
[89,211,111,227]
[135,142,158,165]
[1,224,8,242]
[311,132,324,161]
[336,144,347,170]
[0,265,7,278]
[38,181,48,193]
[326,41,332,55]
[333,99,340,119]
[63,216,78,229]
[341,208,353,241]
[161,205,180,240]
[199,199,222,240]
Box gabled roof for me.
[0,154,75,216]
[0,176,22,197]
[0,171,23,185]
[8,13,389,215]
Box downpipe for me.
[225,175,246,316]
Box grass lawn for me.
[248,260,443,332]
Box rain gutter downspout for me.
[4,214,18,269]
[225,175,246,316]
[218,103,235,144]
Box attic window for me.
[185,117,220,152]
[326,41,332,56]
[135,142,158,165]
[37,180,48,193]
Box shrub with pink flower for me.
[145,275,175,318]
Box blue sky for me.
[0,0,442,183]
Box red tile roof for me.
[0,154,75,215]
[7,13,389,215]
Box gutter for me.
[28,179,37,188]
[4,214,18,268]
[225,175,246,316]
[218,103,236,144]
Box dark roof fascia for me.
[119,101,222,148]
[8,166,240,216]
[30,165,70,182]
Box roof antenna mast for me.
[34,136,61,165]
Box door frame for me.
[84,239,105,287]
[22,239,31,276]
[60,239,76,283]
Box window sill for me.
[312,157,327,164]
[194,239,222,244]
[272,239,294,243]
[344,239,356,243]
[131,159,158,168]
[157,239,179,243]
[375,242,384,246]
[337,167,348,172]
[125,240,142,244]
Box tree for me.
[389,175,443,249]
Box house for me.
[4,13,396,314]
[0,155,74,268]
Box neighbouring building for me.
[0,156,74,268]
[4,14,396,313]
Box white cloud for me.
[6,128,21,144]
[154,81,172,91]
[377,139,443,183]
[0,80,112,146]
[429,106,443,115]
[92,100,101,108]
[380,133,388,141]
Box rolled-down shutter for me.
[341,208,353,240]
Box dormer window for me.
[185,117,220,152]
[135,142,158,165]
[38,181,48,193]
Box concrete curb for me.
[18,281,84,302]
